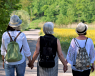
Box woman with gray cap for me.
[66,22,95,76]
[1,15,31,76]
[28,22,68,76]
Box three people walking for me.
[1,15,95,76]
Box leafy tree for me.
[0,0,21,44]
[26,0,95,26]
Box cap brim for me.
[76,29,87,34]
[9,20,22,27]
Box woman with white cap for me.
[1,15,31,76]
[66,22,95,76]
[28,22,68,76]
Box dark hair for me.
[7,25,20,31]
[78,32,87,35]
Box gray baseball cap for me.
[9,15,22,27]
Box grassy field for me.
[90,70,95,76]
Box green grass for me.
[90,62,95,76]
[90,71,95,76]
[29,20,41,29]
[28,17,44,29]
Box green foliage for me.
[29,17,43,29]
[0,0,21,58]
[30,0,95,26]
[0,0,21,45]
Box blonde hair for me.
[43,22,54,34]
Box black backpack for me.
[39,36,57,68]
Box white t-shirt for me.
[1,31,31,65]
[66,38,95,71]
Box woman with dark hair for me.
[66,22,95,76]
[1,15,31,76]
[6,24,20,31]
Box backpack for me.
[39,36,56,68]
[74,38,91,70]
[5,31,23,62]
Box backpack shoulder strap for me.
[74,38,88,48]
[7,31,13,42]
[74,38,80,48]
[14,32,22,41]
[84,37,88,47]
[14,32,22,52]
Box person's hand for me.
[91,66,95,72]
[27,61,34,69]
[28,61,31,67]
[63,64,68,73]
[30,64,34,69]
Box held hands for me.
[28,61,34,69]
[63,64,68,73]
[63,60,68,73]
[91,63,95,72]
[91,66,95,72]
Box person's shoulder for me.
[19,32,26,36]
[70,38,75,45]
[2,31,8,36]
[71,38,75,42]
[87,38,93,42]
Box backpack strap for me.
[7,31,22,53]
[74,38,80,48]
[84,37,88,47]
[74,38,88,48]
[14,32,23,53]
[7,31,13,42]
[14,32,22,42]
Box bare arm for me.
[29,37,40,66]
[57,39,66,66]
[27,56,31,63]
[57,39,68,72]
[2,55,4,68]
[91,63,95,72]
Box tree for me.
[0,0,21,44]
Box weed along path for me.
[0,29,72,76]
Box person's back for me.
[2,31,26,64]
[28,22,68,76]
[1,15,31,76]
[38,34,58,76]
[66,22,95,76]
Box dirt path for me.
[0,29,72,76]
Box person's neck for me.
[76,35,87,40]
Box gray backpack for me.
[74,38,90,70]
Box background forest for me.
[0,0,95,47]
